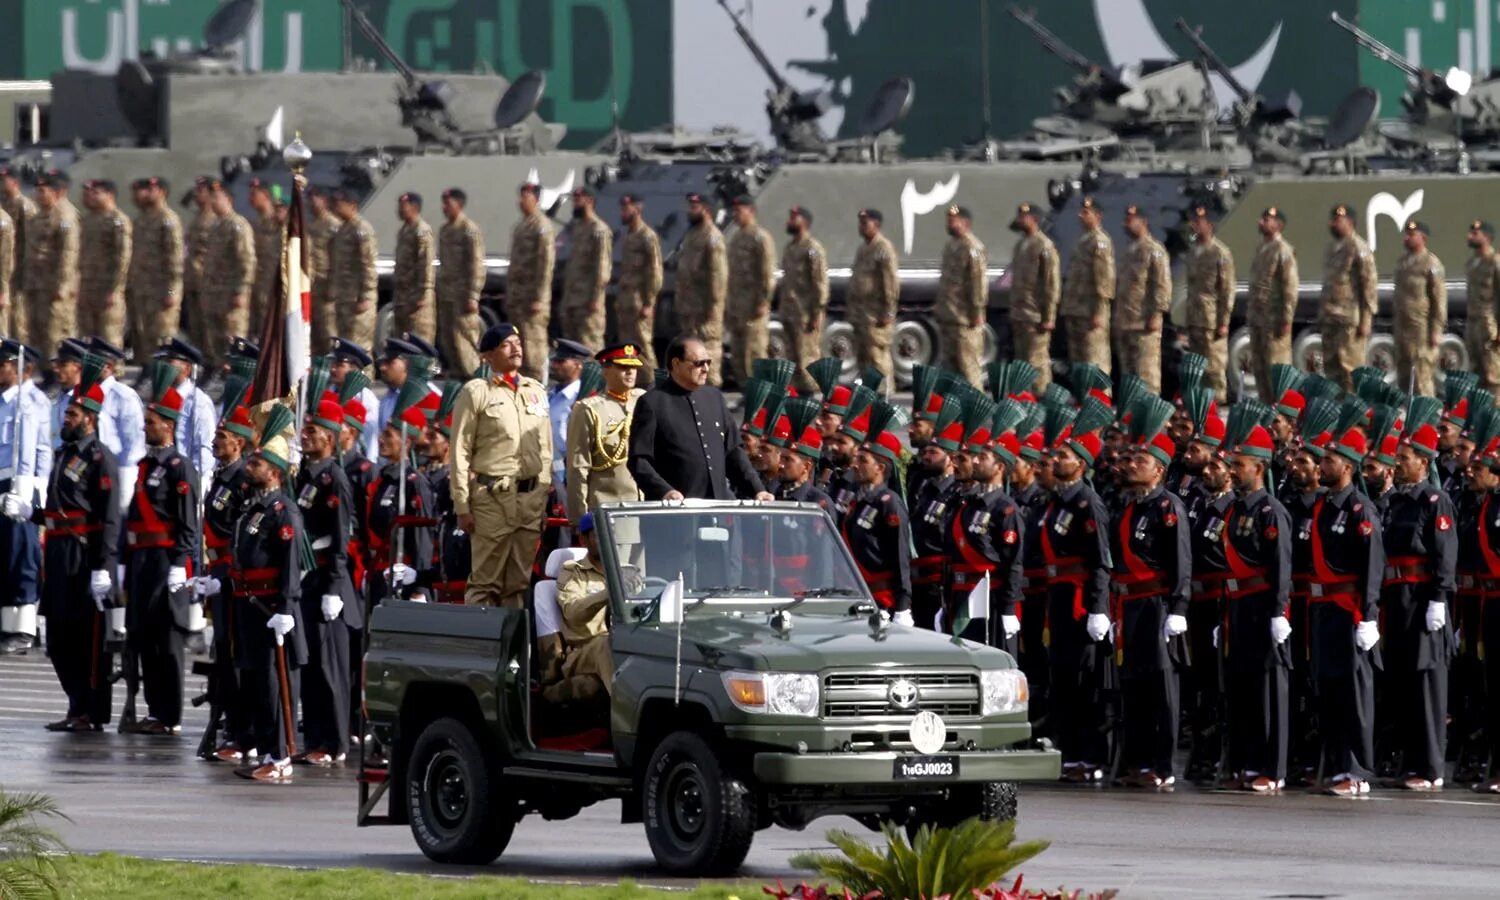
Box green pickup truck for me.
[357,500,1059,875]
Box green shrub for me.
[0,789,71,900]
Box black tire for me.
[642,731,756,876]
[904,781,1018,841]
[406,717,516,865]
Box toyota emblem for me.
[888,677,919,710]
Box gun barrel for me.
[1174,18,1251,102]
[1007,4,1097,74]
[1329,12,1422,78]
[340,0,419,85]
[715,0,789,93]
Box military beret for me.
[1404,219,1430,236]
[685,191,708,205]
[518,183,541,198]
[1261,206,1286,223]
[248,177,271,193]
[571,185,595,200]
[36,169,69,188]
[195,175,221,190]
[578,511,596,534]
[619,193,643,206]
[789,205,813,224]
[551,338,592,360]
[731,194,755,208]
[858,208,883,223]
[946,204,972,220]
[89,179,118,195]
[1124,204,1146,218]
[403,333,441,359]
[52,338,90,363]
[399,191,422,209]
[1014,202,1039,219]
[1330,203,1355,220]
[330,188,355,203]
[329,337,372,367]
[1079,196,1101,212]
[153,337,203,366]
[1472,219,1495,237]
[88,337,127,361]
[305,184,326,198]
[443,187,467,204]
[478,323,520,352]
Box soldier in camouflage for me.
[0,204,11,336]
[778,206,829,394]
[1320,203,1378,393]
[393,191,436,344]
[126,177,184,363]
[1113,205,1171,392]
[1007,202,1059,392]
[185,177,220,365]
[847,208,899,389]
[78,179,132,351]
[22,170,80,362]
[935,205,987,388]
[1247,207,1299,403]
[725,196,776,387]
[246,179,283,333]
[1466,219,1500,392]
[437,188,486,378]
[0,168,34,325]
[202,182,254,372]
[1183,207,1236,401]
[506,183,555,381]
[306,186,339,353]
[675,192,728,387]
[1061,196,1114,376]
[615,194,662,370]
[560,186,612,351]
[1391,219,1447,398]
[328,190,378,354]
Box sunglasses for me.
[684,359,713,369]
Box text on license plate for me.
[893,755,959,780]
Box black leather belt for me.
[475,473,539,493]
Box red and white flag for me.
[250,178,311,408]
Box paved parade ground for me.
[4,653,1500,898]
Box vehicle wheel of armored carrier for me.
[892,319,934,388]
[820,321,858,383]
[767,319,791,363]
[1291,331,1324,375]
[406,717,517,865]
[1437,334,1469,392]
[902,781,1018,841]
[1364,333,1397,382]
[642,731,756,875]
[980,324,999,367]
[1227,328,1255,400]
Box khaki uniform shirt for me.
[1392,247,1446,338]
[563,214,611,307]
[617,221,663,310]
[128,205,185,306]
[1060,227,1114,320]
[328,214,377,305]
[251,211,283,307]
[1,193,35,291]
[80,206,132,300]
[308,210,338,283]
[1321,233,1378,325]
[507,210,554,309]
[0,207,13,294]
[778,233,830,321]
[849,231,899,322]
[675,221,727,313]
[394,217,436,307]
[1184,236,1235,332]
[24,199,80,300]
[1113,234,1171,330]
[186,206,219,296]
[450,374,552,515]
[438,213,486,308]
[936,231,986,323]
[1008,231,1060,326]
[1467,250,1500,343]
[205,212,255,300]
[565,389,644,523]
[1247,235,1298,330]
[727,224,776,315]
[556,556,610,646]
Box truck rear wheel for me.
[642,731,756,875]
[406,717,516,865]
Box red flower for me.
[176,481,190,494]
[280,525,294,541]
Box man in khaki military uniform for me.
[437,188,486,377]
[202,182,255,372]
[560,186,612,351]
[0,205,12,337]
[328,189,377,353]
[565,342,646,523]
[615,193,662,370]
[1321,203,1378,393]
[1,167,36,333]
[726,196,776,387]
[184,176,220,364]
[1391,219,1447,397]
[392,191,436,344]
[1183,207,1236,400]
[1113,205,1171,392]
[848,208,900,389]
[1007,202,1059,392]
[543,512,615,706]
[506,183,555,381]
[778,206,829,393]
[450,323,552,609]
[936,205,988,387]
[1246,207,1299,402]
[22,170,80,361]
[78,179,132,349]
[126,177,184,362]
[675,192,729,386]
[246,178,283,331]
[1466,219,1500,392]
[306,186,339,353]
[1062,196,1114,375]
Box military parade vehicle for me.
[356,500,1057,875]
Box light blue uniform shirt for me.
[100,376,147,473]
[174,378,216,482]
[0,383,50,503]
[357,386,378,458]
[548,379,579,487]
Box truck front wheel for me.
[642,731,756,875]
[406,717,516,865]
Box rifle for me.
[190,657,223,759]
[110,643,141,732]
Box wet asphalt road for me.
[3,651,1500,898]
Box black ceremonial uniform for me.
[202,457,252,748]
[945,483,1025,649]
[770,479,834,595]
[841,484,912,613]
[1183,484,1235,778]
[420,462,472,604]
[124,445,200,729]
[1285,487,1324,777]
[1109,486,1192,778]
[364,462,435,604]
[1453,487,1496,777]
[823,467,859,520]
[40,435,120,726]
[341,444,378,737]
[1381,482,1457,783]
[1013,480,1052,729]
[295,456,358,758]
[910,473,956,629]
[230,488,306,760]
[1221,489,1293,783]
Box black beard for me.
[572,207,585,219]
[946,225,959,237]
[785,224,800,236]
[61,423,86,443]
[689,212,704,227]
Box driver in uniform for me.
[546,512,613,708]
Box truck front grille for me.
[822,669,980,719]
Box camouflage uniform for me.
[847,231,900,388]
[778,232,829,393]
[1,192,35,337]
[308,208,339,352]
[1183,236,1236,400]
[1247,234,1299,402]
[1466,247,1500,392]
[438,213,485,377]
[329,214,378,353]
[127,203,184,359]
[1391,245,1446,398]
[394,215,436,344]
[1007,230,1060,391]
[615,220,662,370]
[22,199,80,358]
[726,223,776,386]
[505,209,553,381]
[675,220,728,386]
[202,211,255,371]
[936,231,987,387]
[1112,232,1171,392]
[1061,227,1114,375]
[249,211,283,332]
[0,207,12,336]
[1320,233,1377,392]
[560,212,612,350]
[78,204,132,349]
[185,205,219,366]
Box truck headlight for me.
[722,671,820,717]
[980,669,1029,716]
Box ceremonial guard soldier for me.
[370,394,437,605]
[417,385,470,605]
[565,343,645,524]
[841,401,913,622]
[945,402,1026,650]
[1016,409,1056,728]
[1283,410,1331,783]
[771,397,832,510]
[909,395,963,630]
[154,338,215,482]
[1462,417,1500,793]
[1180,406,1233,781]
[822,387,874,519]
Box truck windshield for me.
[602,507,867,606]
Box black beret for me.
[478,323,520,352]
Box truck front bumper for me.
[751,747,1061,785]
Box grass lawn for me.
[57,853,764,899]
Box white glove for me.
[1212,625,1221,649]
[892,609,914,627]
[1163,613,1188,640]
[1354,619,1380,652]
[390,564,417,587]
[0,492,30,521]
[266,613,296,645]
[167,566,188,592]
[90,570,111,606]
[1001,614,1021,639]
[1086,613,1110,643]
[107,607,126,635]
[1271,615,1292,645]
[192,575,222,598]
[1426,601,1447,633]
[321,594,344,622]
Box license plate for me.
[893,755,959,780]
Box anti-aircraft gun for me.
[1173,17,1306,164]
